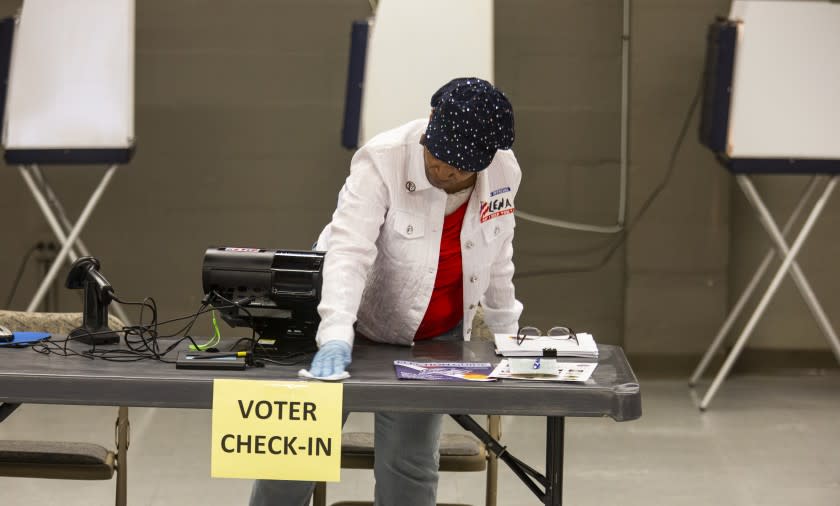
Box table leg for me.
[115,406,129,506]
[545,416,564,506]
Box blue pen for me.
[533,358,541,369]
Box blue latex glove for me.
[308,340,352,378]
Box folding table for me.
[0,338,642,506]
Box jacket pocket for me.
[379,209,427,263]
[481,213,514,245]
[393,209,426,239]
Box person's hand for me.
[308,340,352,378]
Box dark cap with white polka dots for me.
[424,77,514,173]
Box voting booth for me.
[340,0,493,149]
[0,0,135,324]
[691,0,840,409]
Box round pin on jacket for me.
[405,181,416,192]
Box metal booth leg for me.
[689,176,822,386]
[20,165,131,327]
[30,165,94,259]
[737,176,840,362]
[18,165,84,261]
[22,164,118,312]
[699,175,838,410]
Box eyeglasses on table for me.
[516,326,579,346]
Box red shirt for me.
[414,201,469,340]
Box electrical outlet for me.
[34,240,59,263]
[35,240,58,252]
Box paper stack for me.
[494,332,599,358]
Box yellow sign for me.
[211,379,343,481]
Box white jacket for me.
[315,119,523,347]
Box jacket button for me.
[469,304,475,310]
[470,275,478,283]
[406,225,413,235]
[406,181,416,192]
[494,226,500,236]
[465,240,474,249]
[466,328,471,334]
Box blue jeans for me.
[249,322,463,506]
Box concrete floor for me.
[1,374,839,505]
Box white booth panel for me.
[3,0,135,150]
[727,1,840,159]
[360,0,493,143]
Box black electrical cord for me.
[259,354,311,366]
[514,77,705,278]
[4,243,40,308]
[208,290,260,352]
[209,293,313,364]
[27,287,310,366]
[31,297,232,363]
[115,295,161,356]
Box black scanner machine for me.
[201,247,325,357]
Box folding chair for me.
[0,408,129,506]
[0,310,130,506]
[692,1,840,409]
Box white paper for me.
[489,359,597,382]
